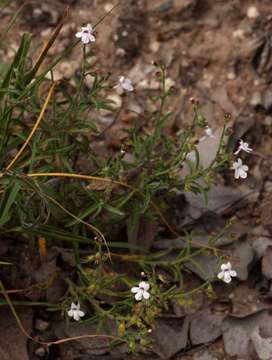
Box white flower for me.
[75,24,96,44]
[200,126,215,142]
[217,262,237,283]
[205,126,215,138]
[231,158,248,179]
[234,139,253,155]
[186,151,197,163]
[118,76,134,92]
[67,302,85,321]
[131,281,150,301]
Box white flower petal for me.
[143,291,150,300]
[118,77,134,91]
[217,271,224,280]
[230,270,237,277]
[223,273,232,283]
[234,170,239,179]
[68,309,74,317]
[122,80,133,91]
[71,302,77,309]
[89,34,96,42]
[77,310,85,318]
[139,281,149,291]
[242,165,249,171]
[75,31,83,38]
[75,303,81,310]
[205,127,215,138]
[81,33,90,44]
[131,286,139,293]
[221,262,231,271]
[86,24,93,32]
[135,291,143,301]
[226,262,232,270]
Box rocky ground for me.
[1,0,272,359]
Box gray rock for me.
[262,246,272,279]
[152,317,189,359]
[185,254,219,281]
[190,310,225,345]
[262,89,272,111]
[231,241,254,280]
[193,350,218,360]
[222,310,272,358]
[35,318,50,332]
[185,185,244,218]
[253,235,272,258]
[251,327,272,360]
[250,91,262,107]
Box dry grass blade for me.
[43,193,110,258]
[27,171,178,235]
[5,83,56,171]
[24,10,68,84]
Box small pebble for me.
[227,72,236,80]
[232,29,245,39]
[33,8,43,18]
[150,40,160,53]
[250,91,262,107]
[35,347,46,358]
[104,2,114,12]
[41,28,51,38]
[229,292,234,299]
[264,116,272,126]
[262,89,272,110]
[35,318,50,332]
[247,6,260,19]
[165,77,175,91]
[115,48,126,57]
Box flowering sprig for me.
[67,302,85,321]
[118,76,134,92]
[75,24,96,44]
[234,139,253,155]
[131,281,150,301]
[217,262,237,283]
[231,158,248,179]
[200,126,215,142]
